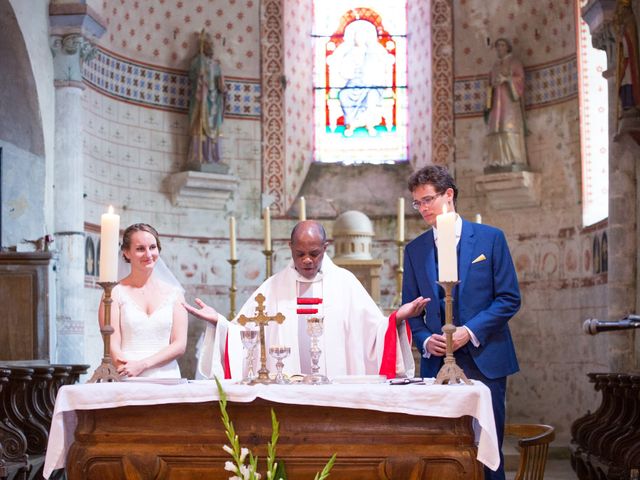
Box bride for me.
[98,223,188,378]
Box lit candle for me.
[99,205,120,282]
[397,197,405,242]
[229,216,237,260]
[299,196,306,222]
[475,213,482,224]
[263,206,271,251]
[436,205,457,282]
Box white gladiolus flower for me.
[224,461,238,473]
[239,447,249,462]
[223,444,234,455]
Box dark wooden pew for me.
[0,362,88,480]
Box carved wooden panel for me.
[0,253,52,360]
[66,400,483,480]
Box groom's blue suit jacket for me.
[402,219,520,379]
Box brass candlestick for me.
[435,280,471,385]
[390,240,405,309]
[228,258,239,319]
[262,249,273,279]
[88,281,123,383]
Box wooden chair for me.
[505,423,555,480]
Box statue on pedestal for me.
[484,38,529,173]
[187,30,228,174]
[615,0,640,117]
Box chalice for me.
[240,327,259,384]
[303,316,331,384]
[268,345,291,384]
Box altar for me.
[43,379,498,480]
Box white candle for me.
[229,216,237,260]
[299,196,306,222]
[397,197,405,242]
[436,205,457,282]
[475,213,482,224]
[263,206,271,251]
[99,205,120,282]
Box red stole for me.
[379,311,413,379]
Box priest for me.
[186,220,428,380]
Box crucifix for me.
[237,293,285,384]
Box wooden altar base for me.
[66,399,483,480]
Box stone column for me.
[49,3,105,363]
[583,0,637,372]
[607,91,637,373]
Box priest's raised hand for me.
[395,296,429,325]
[183,298,220,325]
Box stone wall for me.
[451,0,611,446]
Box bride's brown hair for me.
[120,223,162,263]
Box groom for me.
[402,165,520,480]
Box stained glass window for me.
[313,1,408,164]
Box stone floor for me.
[504,442,577,480]
[506,457,577,480]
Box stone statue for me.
[484,38,529,172]
[187,30,228,173]
[615,0,640,117]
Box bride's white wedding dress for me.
[114,285,182,378]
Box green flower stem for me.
[215,377,335,480]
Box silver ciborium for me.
[240,327,259,384]
[303,316,331,384]
[268,345,291,384]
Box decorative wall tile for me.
[82,47,261,119]
[454,56,578,118]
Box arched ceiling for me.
[0,0,44,156]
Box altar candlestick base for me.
[434,280,471,386]
[88,281,123,383]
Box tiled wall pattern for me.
[81,84,261,239]
[89,0,261,76]
[82,47,261,118]
[454,55,578,117]
[283,0,314,208]
[453,0,576,77]
[407,0,432,167]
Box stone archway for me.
[0,0,44,157]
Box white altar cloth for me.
[43,379,499,478]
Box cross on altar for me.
[238,293,285,383]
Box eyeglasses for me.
[411,193,443,210]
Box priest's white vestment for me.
[196,256,414,380]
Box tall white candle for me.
[436,205,457,282]
[99,205,120,282]
[229,216,237,260]
[397,197,405,242]
[263,206,272,251]
[475,213,482,224]
[299,196,306,222]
